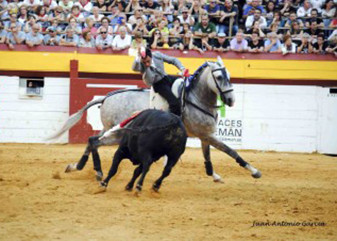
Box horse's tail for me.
[45,97,106,141]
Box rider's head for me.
[141,48,152,68]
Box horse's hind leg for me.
[201,142,223,183]
[205,136,261,179]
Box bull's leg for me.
[100,148,125,188]
[201,142,223,183]
[135,159,151,193]
[204,135,261,178]
[152,156,179,192]
[125,164,143,191]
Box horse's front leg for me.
[201,142,223,183]
[204,135,262,179]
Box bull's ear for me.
[217,56,224,67]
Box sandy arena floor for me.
[0,143,336,241]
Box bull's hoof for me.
[125,184,133,192]
[96,171,103,181]
[252,171,262,179]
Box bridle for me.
[184,62,232,120]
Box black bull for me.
[100,109,187,193]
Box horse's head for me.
[206,57,235,107]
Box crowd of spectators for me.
[0,0,336,55]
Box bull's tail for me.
[45,97,106,141]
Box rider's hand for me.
[182,68,190,77]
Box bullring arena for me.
[1,45,337,240]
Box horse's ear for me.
[217,56,224,67]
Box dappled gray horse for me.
[50,58,261,182]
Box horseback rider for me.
[132,48,189,116]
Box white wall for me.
[0,76,69,143]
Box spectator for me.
[5,13,22,31]
[68,17,82,35]
[305,8,324,28]
[125,0,141,13]
[203,0,221,26]
[265,1,276,26]
[41,0,58,12]
[113,13,132,34]
[130,31,147,51]
[312,33,328,54]
[193,14,216,47]
[246,20,266,38]
[243,0,266,19]
[35,6,49,29]
[284,12,304,28]
[88,6,104,24]
[21,0,41,12]
[264,31,282,53]
[159,0,174,23]
[305,20,322,39]
[23,15,42,34]
[44,26,60,46]
[110,0,127,13]
[180,30,204,53]
[0,21,7,43]
[73,0,93,17]
[131,17,149,35]
[326,35,337,56]
[219,0,239,36]
[144,0,160,15]
[270,11,283,28]
[59,0,73,13]
[189,0,206,24]
[5,23,25,49]
[297,33,313,53]
[128,8,147,26]
[178,7,195,26]
[248,32,264,53]
[79,31,95,47]
[245,9,267,31]
[67,5,85,23]
[149,18,169,37]
[321,0,335,27]
[59,27,79,47]
[82,17,98,38]
[329,11,337,28]
[297,0,312,18]
[287,20,304,44]
[230,30,248,52]
[213,32,229,52]
[280,0,297,17]
[149,29,165,49]
[48,6,66,24]
[17,5,29,25]
[98,17,113,35]
[95,26,113,49]
[281,34,297,54]
[94,0,110,12]
[309,0,325,13]
[169,18,183,48]
[49,19,64,35]
[112,26,131,50]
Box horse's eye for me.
[217,76,223,81]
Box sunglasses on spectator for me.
[101,31,107,34]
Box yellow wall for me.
[0,50,336,80]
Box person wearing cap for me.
[177,7,195,26]
[132,48,189,116]
[297,32,313,53]
[214,32,229,52]
[44,26,60,46]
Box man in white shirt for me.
[96,26,113,49]
[297,0,312,17]
[112,26,131,50]
[245,9,267,31]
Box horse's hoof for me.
[252,171,262,179]
[134,189,141,197]
[152,184,160,193]
[125,185,133,192]
[96,171,103,181]
[65,164,75,173]
[213,178,224,183]
[93,184,107,194]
